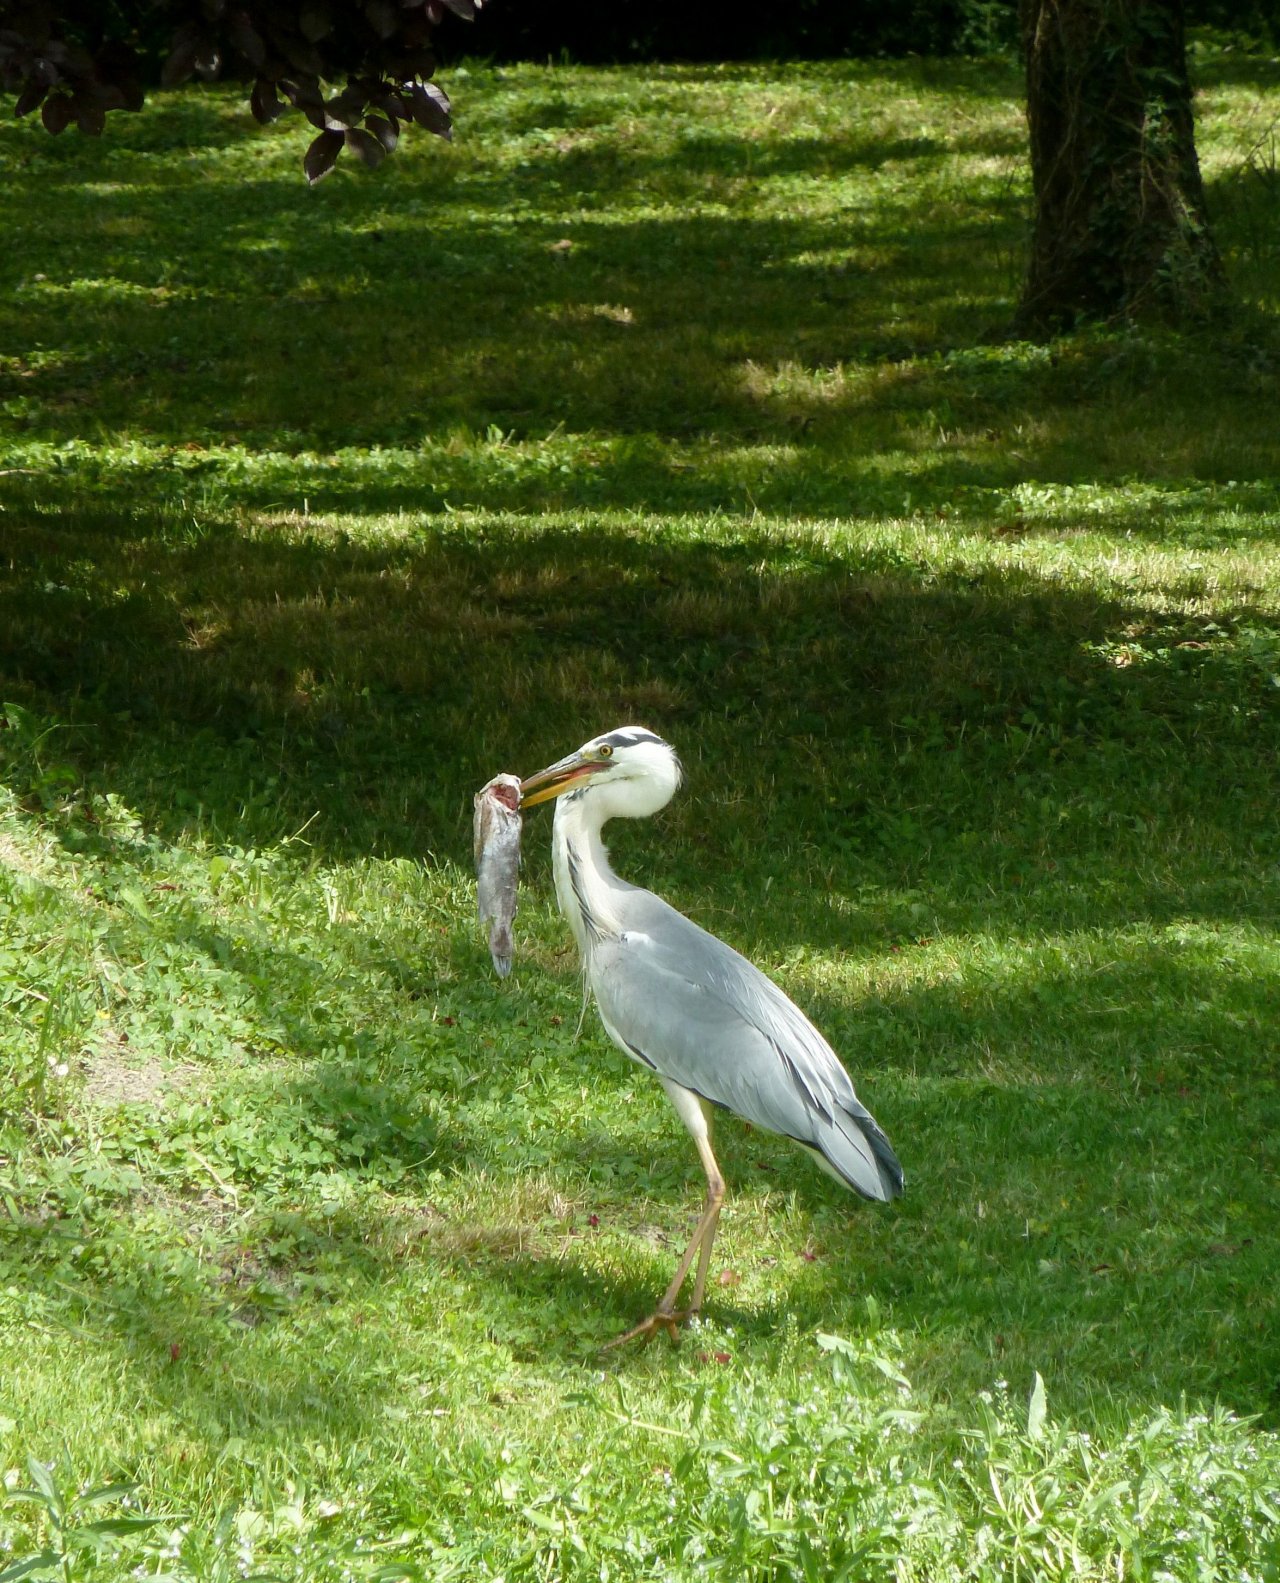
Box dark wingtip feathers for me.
[862,1112,905,1200]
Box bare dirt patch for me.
[79,1027,202,1108]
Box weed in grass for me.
[0,1458,169,1582]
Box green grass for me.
[2,49,1280,1582]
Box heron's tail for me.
[810,1100,904,1202]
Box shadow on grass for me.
[0,205,1032,449]
[2,507,1277,871]
[2,66,1276,498]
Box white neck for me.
[551,792,628,955]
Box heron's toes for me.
[602,1308,694,1351]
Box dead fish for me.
[473,773,523,977]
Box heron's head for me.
[521,726,682,822]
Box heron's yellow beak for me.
[520,751,604,808]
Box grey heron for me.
[521,726,903,1347]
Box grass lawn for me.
[2,46,1280,1581]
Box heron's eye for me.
[598,744,613,758]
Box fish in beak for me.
[520,750,608,808]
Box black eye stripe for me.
[599,727,662,749]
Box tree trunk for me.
[1017,0,1225,333]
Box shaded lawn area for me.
[0,50,1279,1583]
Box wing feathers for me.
[590,896,903,1202]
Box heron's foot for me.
[601,1307,696,1351]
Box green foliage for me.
[0,1459,168,1582]
[0,52,1278,1583]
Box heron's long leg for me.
[604,1084,725,1350]
[656,1150,724,1315]
[688,1154,725,1316]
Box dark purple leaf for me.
[303,127,343,183]
[408,80,450,137]
[92,43,145,112]
[160,28,200,88]
[249,76,283,124]
[324,85,367,127]
[228,11,266,70]
[388,47,436,78]
[41,92,71,134]
[365,0,400,38]
[75,99,106,135]
[400,15,434,44]
[365,113,398,153]
[345,126,386,169]
[285,81,328,129]
[280,37,324,76]
[62,41,93,77]
[193,43,222,80]
[95,41,141,93]
[1,0,462,182]
[13,79,46,117]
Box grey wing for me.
[590,893,903,1202]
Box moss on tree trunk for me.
[1017,0,1225,332]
